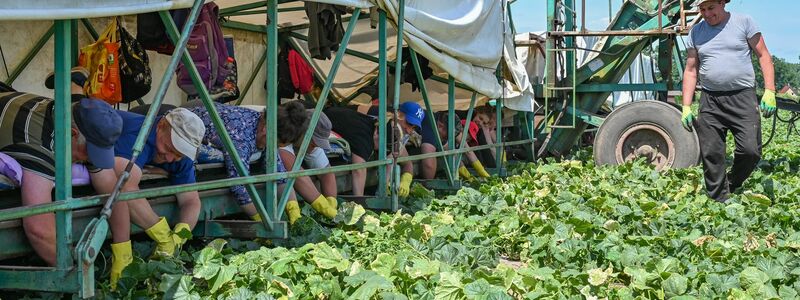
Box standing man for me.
[680,0,775,202]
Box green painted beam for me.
[264,0,280,231]
[7,23,54,84]
[0,268,79,294]
[575,83,667,92]
[377,9,388,199]
[80,18,99,41]
[219,1,268,16]
[563,107,606,127]
[416,179,462,191]
[277,8,363,215]
[53,19,74,271]
[223,20,267,33]
[199,219,287,239]
[396,140,534,163]
[411,48,454,185]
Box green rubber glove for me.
[398,172,413,197]
[681,105,695,131]
[760,89,776,118]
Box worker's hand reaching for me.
[681,105,695,131]
[760,89,777,118]
[398,173,413,197]
[472,161,491,178]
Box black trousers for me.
[695,88,762,202]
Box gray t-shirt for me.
[686,13,760,92]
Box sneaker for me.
[44,66,89,89]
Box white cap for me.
[165,108,206,160]
[695,0,729,7]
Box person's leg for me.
[726,89,762,192]
[695,94,731,202]
[20,171,56,266]
[420,143,438,179]
[351,154,367,196]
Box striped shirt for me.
[0,92,58,180]
[0,92,55,149]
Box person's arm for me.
[398,145,414,175]
[680,49,699,130]
[681,49,699,107]
[279,148,322,203]
[749,33,775,91]
[319,167,337,198]
[170,159,200,228]
[218,143,253,209]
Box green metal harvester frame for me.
[0,0,535,296]
[538,0,699,156]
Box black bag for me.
[118,19,152,103]
[265,44,299,100]
[136,9,189,55]
[0,81,14,93]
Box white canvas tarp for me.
[224,0,536,111]
[373,0,535,110]
[0,0,194,20]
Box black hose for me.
[763,111,779,147]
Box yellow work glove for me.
[285,200,302,224]
[458,165,474,181]
[172,223,191,248]
[251,213,262,222]
[760,89,777,118]
[310,195,337,219]
[398,172,413,197]
[326,196,338,210]
[144,217,176,259]
[472,161,491,178]
[681,105,695,131]
[110,240,133,291]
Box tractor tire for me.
[593,100,700,170]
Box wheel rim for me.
[614,123,675,170]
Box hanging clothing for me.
[267,45,299,100]
[305,3,346,60]
[288,49,314,94]
[401,47,433,92]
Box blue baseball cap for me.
[398,101,425,128]
[72,98,123,169]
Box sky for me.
[511,0,800,63]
